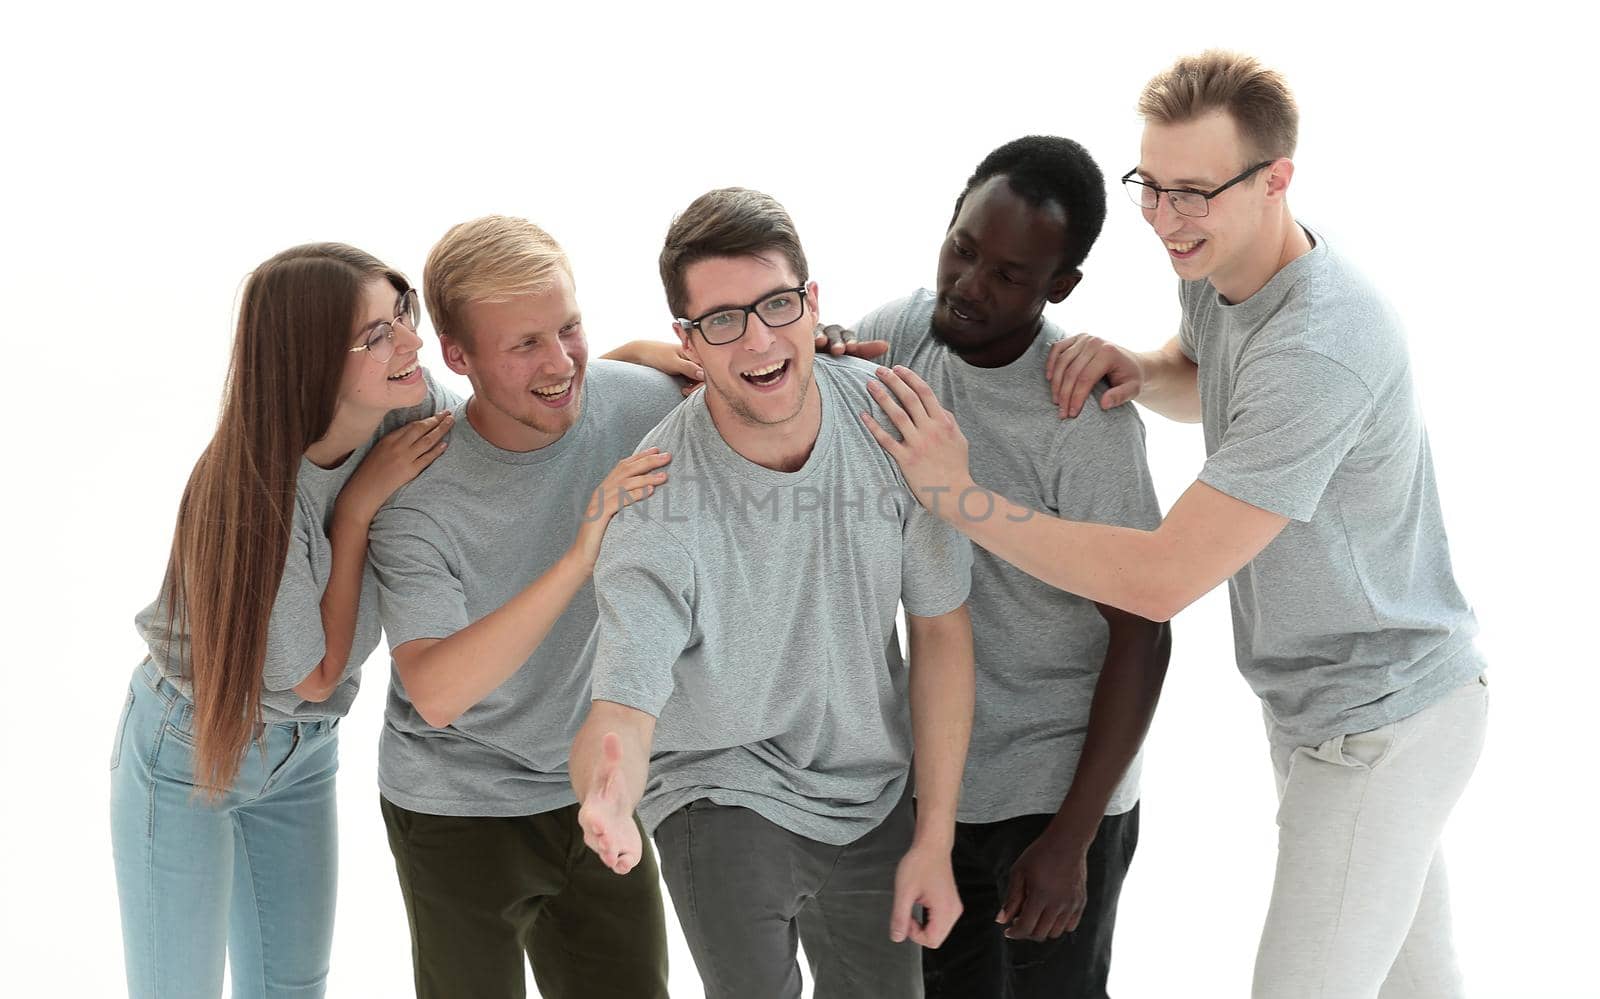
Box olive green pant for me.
[381,797,669,999]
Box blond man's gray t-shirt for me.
[1180,225,1484,744]
[135,370,460,723]
[368,360,684,817]
[590,356,973,845]
[858,290,1161,822]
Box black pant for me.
[380,797,670,999]
[924,804,1140,999]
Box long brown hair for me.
[163,242,405,795]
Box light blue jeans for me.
[110,659,340,999]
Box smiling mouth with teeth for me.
[1165,239,1204,254]
[740,359,789,386]
[944,300,984,324]
[533,379,573,398]
[387,361,419,381]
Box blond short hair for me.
[1137,50,1299,161]
[423,215,572,344]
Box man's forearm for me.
[570,700,655,808]
[397,552,592,727]
[906,607,976,847]
[937,480,1284,622]
[1049,612,1172,845]
[1135,337,1202,424]
[943,494,1176,621]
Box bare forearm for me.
[934,480,1279,622]
[1049,616,1172,845]
[296,511,371,701]
[398,552,592,727]
[1135,337,1202,424]
[907,608,975,849]
[570,701,655,808]
[600,340,653,364]
[941,492,1179,620]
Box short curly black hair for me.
[950,136,1107,275]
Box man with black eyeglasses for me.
[569,187,977,999]
[866,51,1488,999]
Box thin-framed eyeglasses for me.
[1120,160,1274,218]
[349,287,420,364]
[676,287,809,346]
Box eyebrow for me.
[356,290,411,336]
[691,285,795,318]
[951,228,1036,273]
[513,311,583,339]
[1137,168,1218,190]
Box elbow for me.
[394,657,459,729]
[292,665,340,703]
[298,682,336,704]
[413,696,460,730]
[1130,588,1188,624]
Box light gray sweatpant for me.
[1254,676,1488,999]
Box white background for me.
[3,2,1594,996]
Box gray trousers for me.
[653,789,922,999]
[1254,676,1488,999]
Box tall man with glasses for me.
[570,187,977,999]
[863,51,1487,999]
[366,215,684,999]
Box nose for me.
[397,321,425,354]
[950,265,987,307]
[1148,196,1184,237]
[742,311,778,353]
[532,334,575,379]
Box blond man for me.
[367,216,684,999]
[866,52,1487,999]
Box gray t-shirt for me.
[369,360,685,817]
[590,356,973,845]
[135,370,459,723]
[1179,225,1485,745]
[858,290,1161,823]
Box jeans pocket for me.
[110,685,136,771]
[163,700,199,748]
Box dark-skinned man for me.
[842,136,1171,999]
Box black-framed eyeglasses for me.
[349,288,420,364]
[676,286,809,346]
[1120,161,1274,218]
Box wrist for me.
[558,545,597,580]
[934,476,983,525]
[331,499,377,536]
[910,812,957,853]
[1043,808,1100,853]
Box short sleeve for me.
[1177,282,1200,362]
[851,296,907,366]
[588,516,697,716]
[899,495,972,619]
[1198,349,1372,522]
[1052,397,1164,533]
[368,505,471,649]
[262,508,329,691]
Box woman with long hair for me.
[110,242,458,999]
